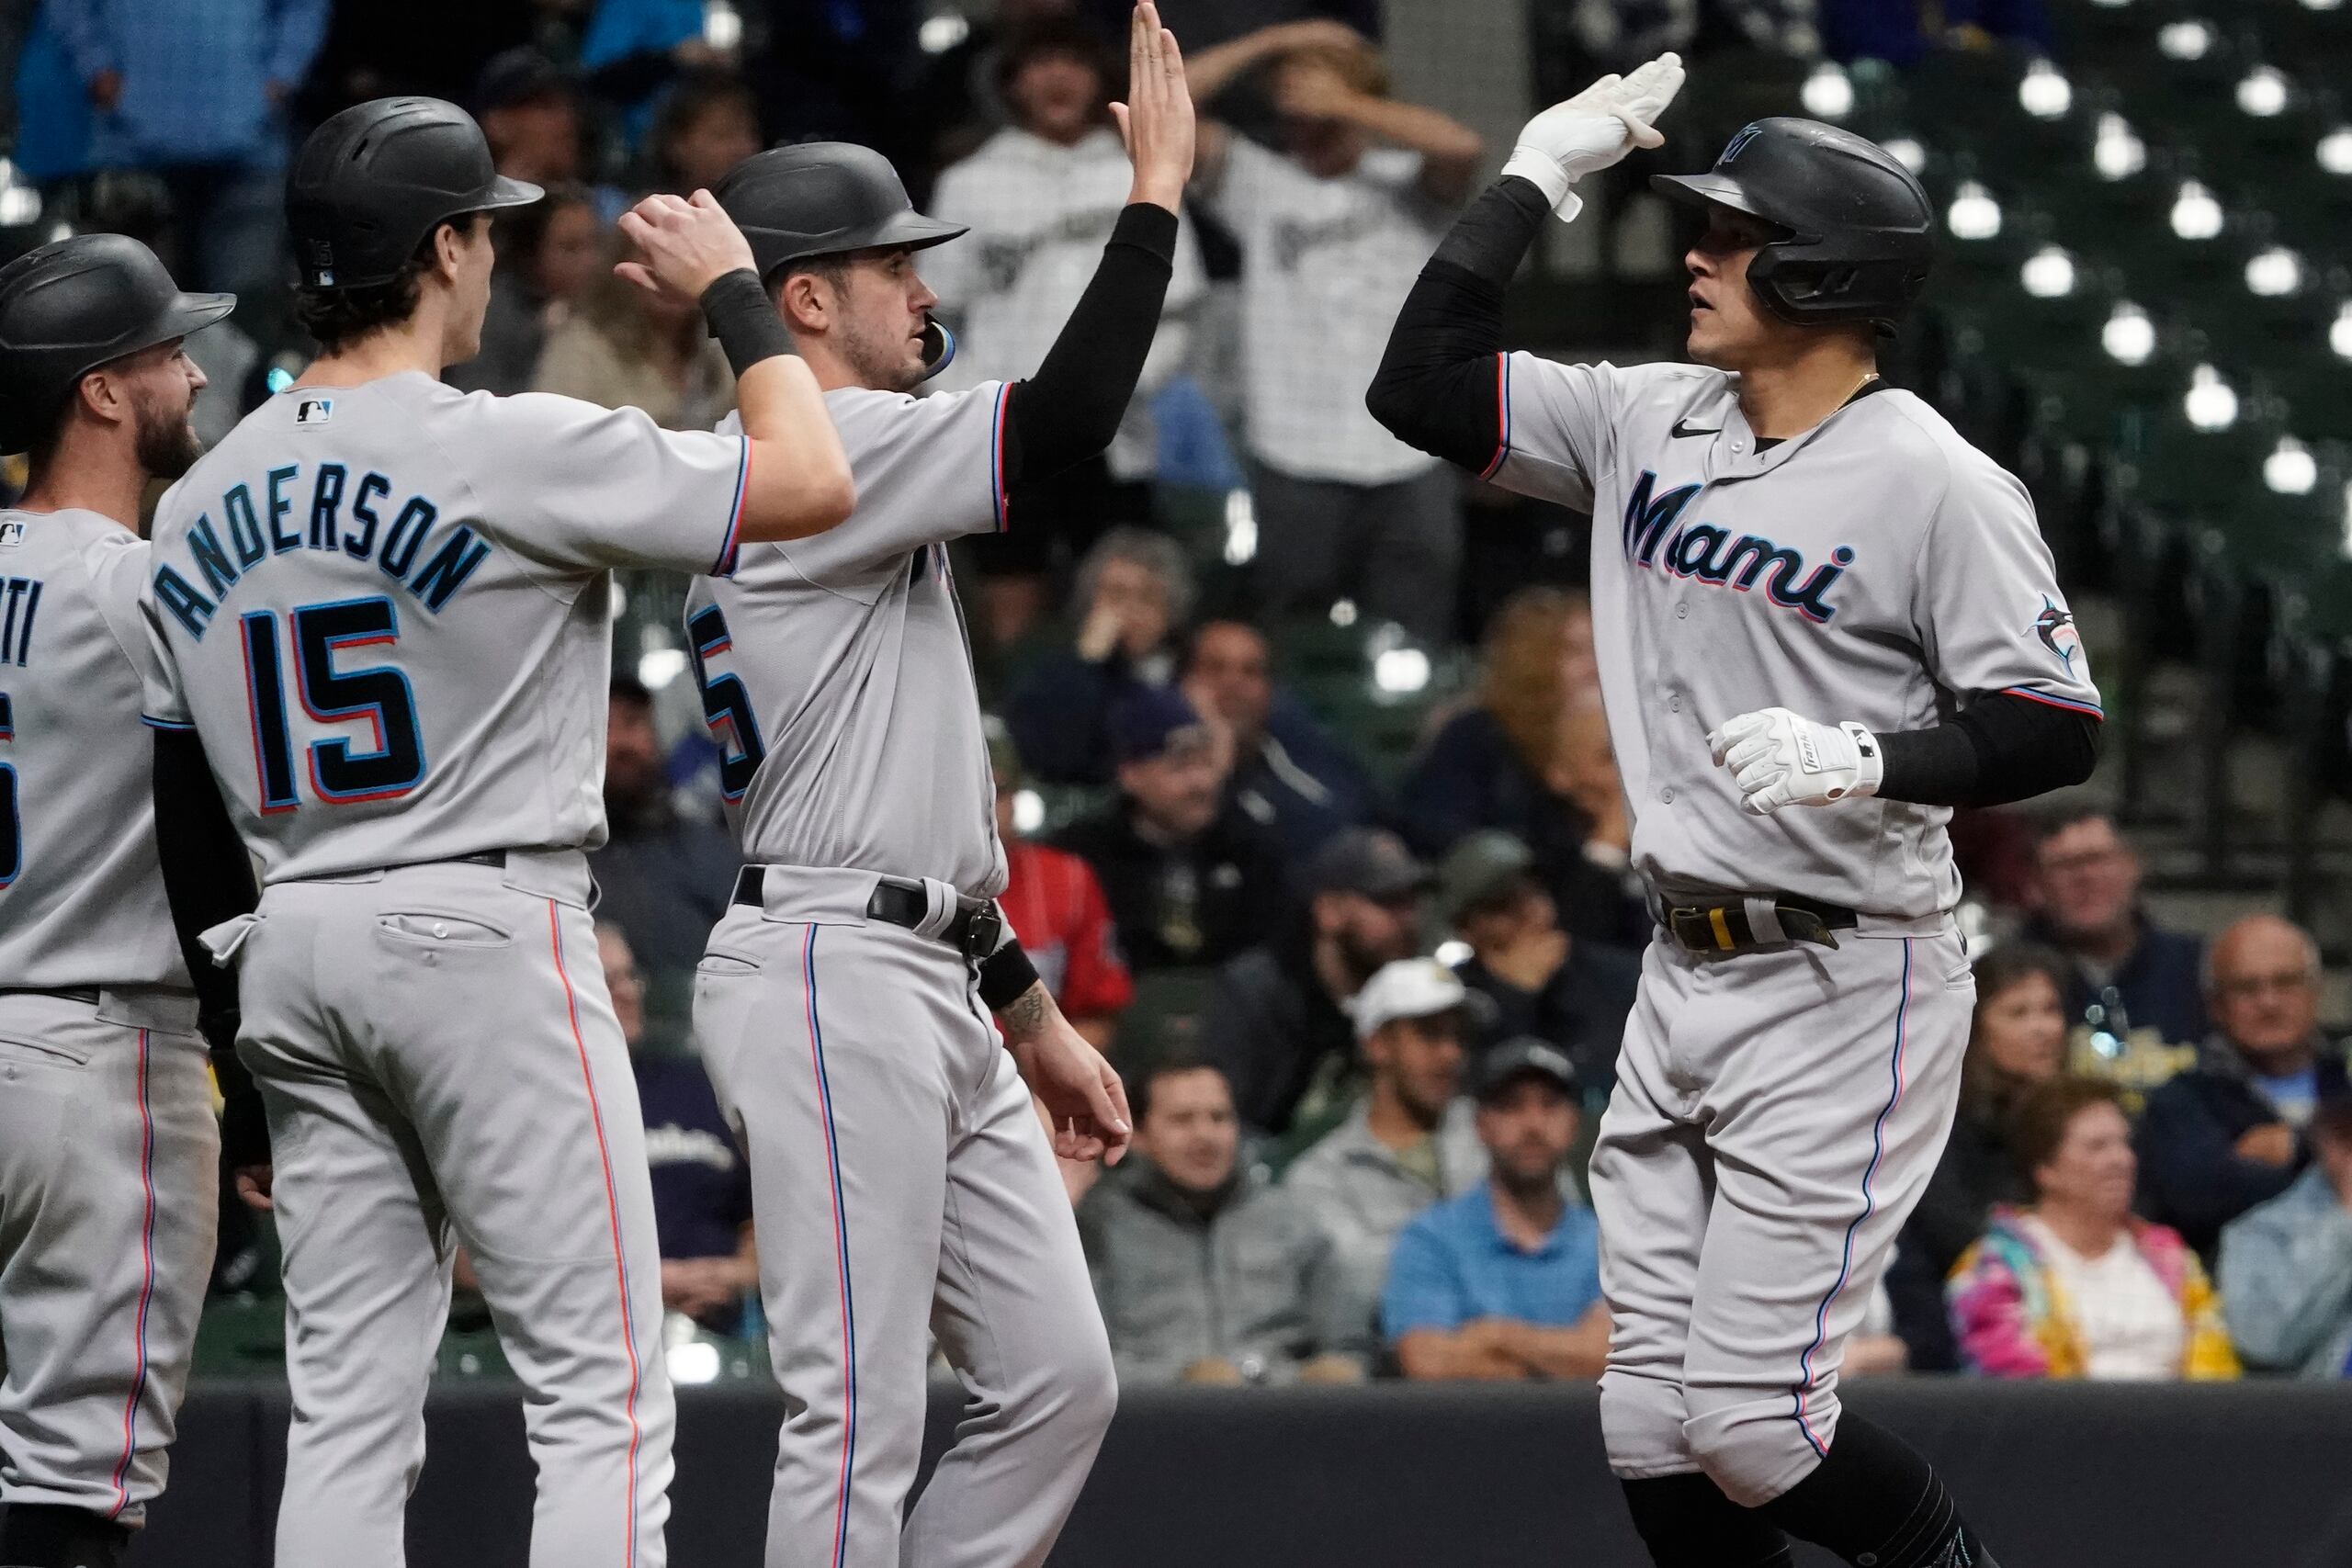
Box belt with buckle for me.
[732,868,1004,960]
[1664,893,1858,954]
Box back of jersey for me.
[141,375,749,884]
[0,509,187,989]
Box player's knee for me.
[1043,1331,1119,1444]
[1681,1382,1826,1508]
[1598,1371,1691,1476]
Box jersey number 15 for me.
[240,595,425,812]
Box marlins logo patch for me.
[2034,597,2083,671]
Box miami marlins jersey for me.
[685,381,1012,897]
[140,374,749,884]
[0,508,188,989]
[1486,357,2102,919]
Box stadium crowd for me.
[6,0,2347,1394]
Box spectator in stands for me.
[473,48,587,186]
[1947,1077,2239,1380]
[604,922,757,1334]
[926,17,1208,649]
[1207,828,1430,1134]
[1080,1056,1363,1383]
[589,679,743,1001]
[1007,527,1193,784]
[1908,945,2075,1279]
[1183,21,1481,642]
[450,182,605,396]
[1384,1040,1607,1380]
[1181,618,1379,867]
[532,248,736,429]
[1820,0,2052,66]
[2220,1099,2352,1380]
[1284,958,1489,1359]
[1401,589,1633,941]
[2138,915,2352,1259]
[1439,830,1639,1102]
[644,69,763,195]
[2023,807,2206,1095]
[1550,691,1650,944]
[577,0,732,144]
[51,0,329,299]
[1890,944,2072,1369]
[990,723,1134,1047]
[1053,686,1287,975]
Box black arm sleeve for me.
[1874,693,2103,808]
[999,201,1180,487]
[1364,175,1553,471]
[153,729,258,1042]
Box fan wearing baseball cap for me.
[1281,956,1495,1362]
[1382,1037,1609,1380]
[1051,686,1290,973]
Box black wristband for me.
[978,936,1042,1012]
[701,268,794,378]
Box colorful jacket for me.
[1947,1206,2241,1380]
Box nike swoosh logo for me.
[1671,420,1722,439]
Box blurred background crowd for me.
[6,0,2352,1399]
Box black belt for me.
[1663,893,1857,955]
[0,986,100,1003]
[733,868,1004,960]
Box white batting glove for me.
[1707,706,1884,816]
[1500,52,1687,223]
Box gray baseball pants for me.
[0,989,216,1529]
[694,864,1115,1568]
[1589,924,1971,1506]
[221,850,673,1568]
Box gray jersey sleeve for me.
[441,389,750,577]
[1914,446,2103,717]
[1487,352,1623,510]
[726,383,1010,590]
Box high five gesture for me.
[1112,2,1195,214]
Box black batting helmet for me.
[1653,118,1933,333]
[288,97,542,291]
[716,142,967,376]
[0,233,233,454]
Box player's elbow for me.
[740,459,857,544]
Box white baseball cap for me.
[1351,957,1488,1042]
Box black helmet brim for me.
[1651,172,1791,231]
[749,210,969,283]
[481,175,546,213]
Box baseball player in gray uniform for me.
[1372,63,2103,1568]
[0,235,256,1568]
[683,9,1192,1565]
[136,98,854,1568]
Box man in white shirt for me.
[927,17,1208,644]
[1182,20,1482,642]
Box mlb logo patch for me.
[0,520,23,550]
[295,397,334,428]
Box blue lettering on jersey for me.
[152,462,493,639]
[1621,468,1854,625]
[0,578,42,666]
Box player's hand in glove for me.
[1708,706,1883,815]
[1001,984,1134,1165]
[1502,51,1686,223]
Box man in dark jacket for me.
[589,678,743,1034]
[2140,914,2352,1258]
[2024,807,2206,1099]
[1078,1056,1362,1382]
[1053,686,1290,973]
[1204,827,1430,1135]
[1437,829,1640,1106]
[1182,618,1379,868]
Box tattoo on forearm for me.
[998,980,1050,1043]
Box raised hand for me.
[1111,2,1196,212]
[615,188,760,301]
[1502,51,1688,220]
